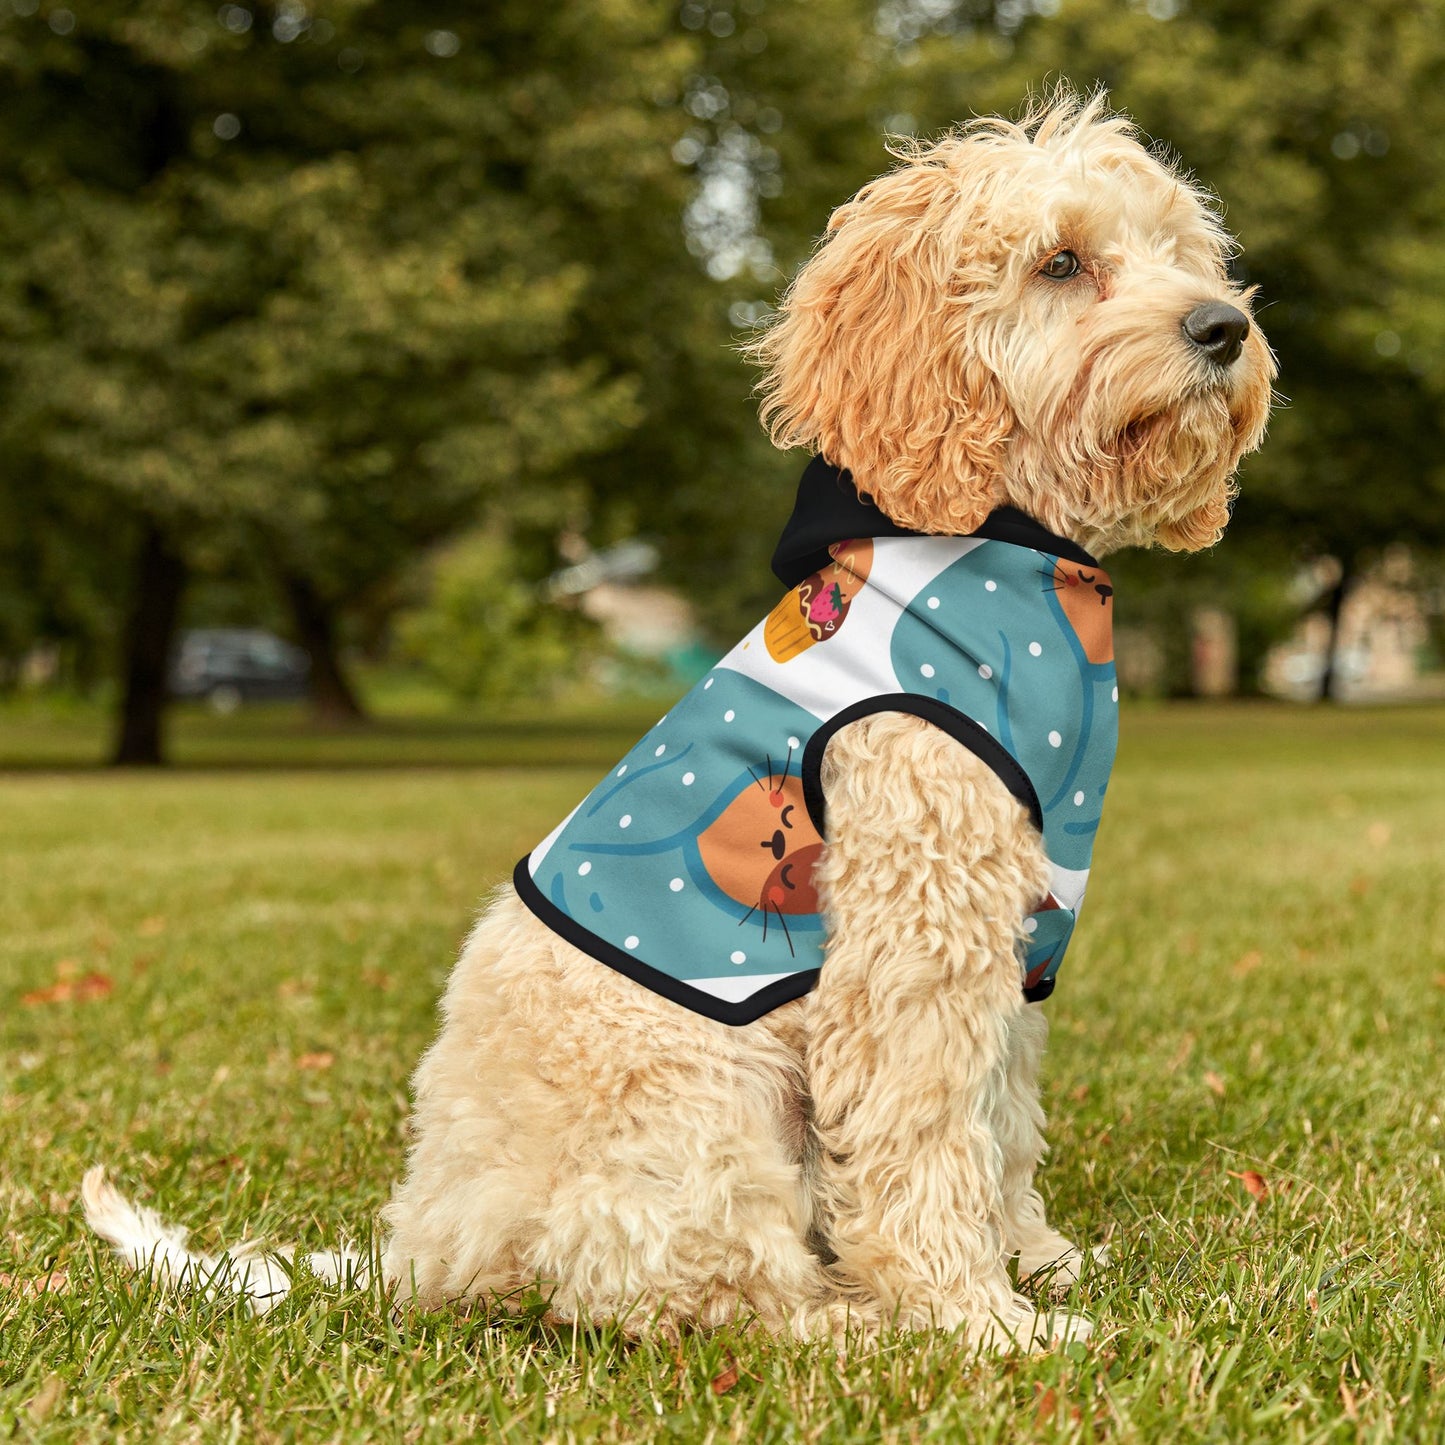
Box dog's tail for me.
[81,1165,368,1315]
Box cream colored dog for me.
[85,91,1273,1351]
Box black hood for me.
[771,456,1099,588]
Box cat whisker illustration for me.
[772,903,794,958]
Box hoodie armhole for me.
[799,694,1044,839]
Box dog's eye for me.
[1040,250,1081,280]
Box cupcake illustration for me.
[764,538,874,663]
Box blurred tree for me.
[569,0,890,635]
[0,0,905,753]
[12,0,1441,741]
[0,0,694,758]
[888,0,1445,696]
[0,451,129,694]
[395,530,598,706]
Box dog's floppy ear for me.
[748,148,1013,535]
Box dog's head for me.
[750,89,1275,555]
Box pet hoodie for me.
[514,457,1119,1026]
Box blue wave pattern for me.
[531,667,826,985]
[524,536,1118,1013]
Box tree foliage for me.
[395,531,598,706]
[3,0,1443,734]
[0,1,709,751]
[889,0,1445,686]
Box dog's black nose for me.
[1182,302,1250,367]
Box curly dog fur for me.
[85,89,1274,1351]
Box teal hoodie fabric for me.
[514,459,1119,1026]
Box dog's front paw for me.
[1018,1240,1110,1293]
[973,1295,1093,1353]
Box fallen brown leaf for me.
[1204,1070,1227,1098]
[711,1357,740,1396]
[21,983,67,1006]
[1034,1385,1058,1425]
[0,1268,70,1299]
[1228,1169,1268,1201]
[1232,950,1263,977]
[21,972,113,1007]
[295,1051,334,1071]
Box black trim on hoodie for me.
[771,455,1100,588]
[513,858,820,1027]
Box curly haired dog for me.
[85,91,1273,1350]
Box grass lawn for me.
[2,700,1444,1442]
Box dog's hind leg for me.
[512,987,835,1339]
[383,892,833,1337]
[803,713,1091,1350]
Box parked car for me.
[169,629,310,712]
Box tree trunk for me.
[112,524,187,766]
[1317,556,1355,703]
[281,571,366,725]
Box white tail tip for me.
[81,1166,368,1315]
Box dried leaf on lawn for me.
[1228,1169,1269,1201]
[21,972,114,1006]
[711,1357,740,1395]
[0,1268,70,1299]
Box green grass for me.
[0,686,670,771]
[2,701,1444,1442]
